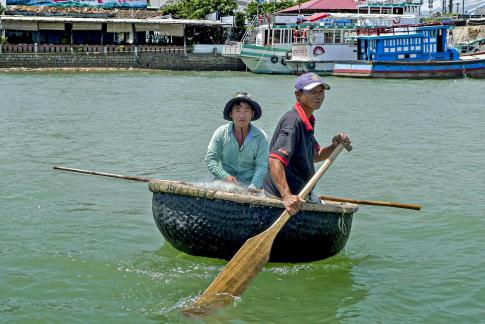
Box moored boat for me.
[222,11,419,75]
[288,23,485,78]
[149,180,358,263]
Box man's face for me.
[230,101,254,127]
[297,84,326,110]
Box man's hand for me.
[224,175,239,184]
[282,194,305,215]
[332,133,351,148]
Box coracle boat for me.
[149,180,358,263]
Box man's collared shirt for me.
[205,122,269,189]
[263,102,320,197]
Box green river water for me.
[1,71,484,323]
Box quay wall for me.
[0,52,246,71]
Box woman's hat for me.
[223,92,262,121]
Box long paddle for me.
[184,142,352,316]
[53,166,420,211]
[320,195,421,211]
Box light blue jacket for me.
[205,123,269,189]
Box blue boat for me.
[333,24,485,78]
[287,23,485,78]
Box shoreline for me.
[0,67,162,73]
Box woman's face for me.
[230,101,254,129]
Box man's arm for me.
[268,157,304,215]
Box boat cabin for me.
[356,24,460,61]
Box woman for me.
[205,92,269,190]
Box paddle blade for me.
[183,223,281,316]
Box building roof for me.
[0,15,225,26]
[279,0,357,13]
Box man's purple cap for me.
[295,73,330,91]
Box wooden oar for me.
[53,165,157,182]
[320,195,421,211]
[185,142,352,316]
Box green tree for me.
[162,0,238,19]
[244,0,295,20]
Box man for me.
[205,92,269,190]
[263,73,351,214]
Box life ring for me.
[271,56,279,64]
[313,46,325,56]
[308,62,316,70]
[281,58,287,65]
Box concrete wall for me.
[0,52,246,71]
[451,25,485,45]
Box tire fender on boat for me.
[281,58,287,65]
[286,50,292,60]
[271,56,279,64]
[308,62,316,70]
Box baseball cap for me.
[295,73,330,91]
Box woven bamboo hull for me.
[149,180,358,263]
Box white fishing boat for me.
[223,10,420,74]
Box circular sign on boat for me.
[313,46,325,56]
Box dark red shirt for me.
[263,102,320,197]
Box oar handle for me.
[319,195,421,211]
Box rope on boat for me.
[337,204,347,235]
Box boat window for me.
[324,32,333,44]
[273,30,281,44]
[334,30,341,43]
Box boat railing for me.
[360,0,423,5]
[356,22,444,36]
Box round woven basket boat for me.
[149,180,358,263]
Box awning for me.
[107,23,133,33]
[38,22,65,31]
[3,21,38,31]
[159,24,184,37]
[134,23,160,32]
[304,13,330,22]
[72,23,102,31]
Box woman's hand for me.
[224,175,239,184]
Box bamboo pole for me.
[320,195,421,211]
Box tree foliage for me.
[161,0,238,19]
[244,0,296,19]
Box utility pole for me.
[449,0,453,14]
[442,0,447,14]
